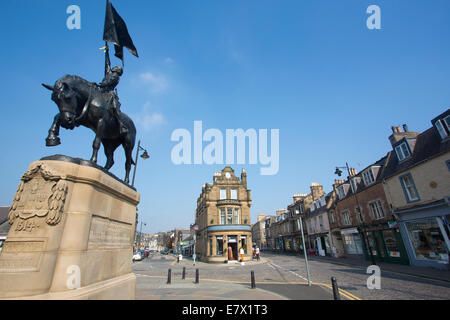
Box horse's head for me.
[43,77,80,130]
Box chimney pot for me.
[403,124,409,132]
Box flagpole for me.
[105,42,111,76]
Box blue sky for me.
[0,1,449,234]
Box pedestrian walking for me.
[240,247,245,263]
[255,246,260,261]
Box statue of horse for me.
[42,74,136,184]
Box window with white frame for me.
[233,208,239,224]
[227,208,233,224]
[356,207,363,223]
[330,212,335,224]
[435,116,450,139]
[400,174,420,202]
[395,142,411,161]
[338,186,346,199]
[220,189,227,200]
[362,169,375,186]
[342,210,351,225]
[220,208,226,224]
[369,200,385,220]
[230,189,237,200]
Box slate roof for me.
[383,127,450,179]
[0,207,10,236]
[0,207,9,225]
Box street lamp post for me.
[131,140,150,187]
[296,210,311,286]
[335,162,376,265]
[138,221,147,251]
[193,224,198,265]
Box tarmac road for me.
[133,252,450,300]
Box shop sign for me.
[340,228,358,235]
[388,221,398,229]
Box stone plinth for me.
[0,158,140,299]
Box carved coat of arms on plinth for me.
[8,163,68,228]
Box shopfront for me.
[202,225,253,263]
[360,222,410,265]
[395,200,450,269]
[340,228,363,255]
[314,233,331,256]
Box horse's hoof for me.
[46,137,61,147]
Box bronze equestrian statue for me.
[42,74,136,184]
[41,1,141,184]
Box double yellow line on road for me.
[314,282,361,300]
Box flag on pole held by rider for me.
[103,0,138,63]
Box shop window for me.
[216,236,223,256]
[209,237,213,256]
[241,236,247,254]
[382,230,401,258]
[406,219,449,262]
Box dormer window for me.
[362,168,375,186]
[338,186,346,199]
[435,116,450,139]
[350,179,358,193]
[395,142,411,162]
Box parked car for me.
[160,249,169,255]
[140,250,148,258]
[132,252,142,262]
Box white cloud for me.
[133,102,167,131]
[139,72,168,94]
[164,57,174,64]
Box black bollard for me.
[331,277,340,300]
[195,268,199,284]
[182,267,186,280]
[167,268,172,284]
[251,270,256,289]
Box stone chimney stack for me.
[310,182,324,200]
[241,168,247,189]
[293,193,307,203]
[388,124,420,147]
[257,214,265,222]
[349,168,358,177]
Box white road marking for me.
[270,262,309,282]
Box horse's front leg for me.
[46,113,62,147]
[90,118,105,164]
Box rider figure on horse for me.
[95,45,128,135]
